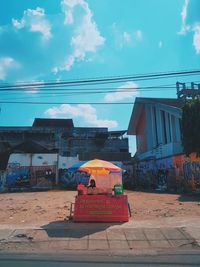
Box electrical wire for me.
[0,70,199,104]
[0,101,181,105]
[0,87,177,101]
[1,80,199,101]
[0,69,199,90]
[0,85,176,92]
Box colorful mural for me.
[6,165,30,188]
[135,153,200,191]
[5,164,56,188]
[31,166,56,187]
[0,153,130,191]
[4,154,57,189]
[59,170,90,189]
[173,153,200,190]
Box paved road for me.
[0,252,200,267]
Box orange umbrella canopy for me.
[78,159,121,175]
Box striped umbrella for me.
[78,159,121,175]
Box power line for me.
[0,85,176,92]
[2,81,200,101]
[0,81,199,94]
[0,88,177,101]
[1,81,199,101]
[0,100,181,105]
[0,69,199,90]
[0,101,133,105]
[0,69,199,85]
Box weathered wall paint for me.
[5,153,57,189]
[1,154,88,190]
[58,156,79,169]
[59,170,90,188]
[0,153,129,191]
[173,154,200,185]
[135,153,200,190]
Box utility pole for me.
[55,152,59,185]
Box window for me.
[171,115,177,142]
[161,110,167,144]
[168,113,172,142]
[153,107,158,146]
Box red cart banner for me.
[73,195,129,222]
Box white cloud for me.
[0,57,20,80]
[193,24,200,54]
[135,30,142,40]
[104,82,138,103]
[61,0,81,25]
[44,104,118,128]
[12,7,52,40]
[12,19,25,29]
[178,1,200,54]
[158,41,163,48]
[112,24,143,48]
[123,32,131,43]
[0,2,104,80]
[178,0,190,35]
[58,0,105,71]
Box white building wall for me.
[137,104,183,161]
[58,155,79,169]
[8,153,58,167]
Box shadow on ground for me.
[178,193,200,202]
[128,189,200,203]
[41,220,123,238]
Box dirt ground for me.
[0,190,200,225]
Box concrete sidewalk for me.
[0,222,200,255]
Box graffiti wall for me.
[135,153,200,191]
[6,164,30,188]
[58,156,89,188]
[2,154,93,190]
[173,153,200,189]
[58,156,79,169]
[0,171,6,190]
[5,153,57,189]
[121,163,133,188]
[59,160,124,189]
[59,170,90,189]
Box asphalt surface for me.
[0,251,200,267]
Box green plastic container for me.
[114,183,124,195]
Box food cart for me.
[73,159,129,222]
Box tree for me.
[181,98,200,157]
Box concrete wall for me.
[0,153,132,191]
[135,153,200,191]
[1,153,79,190]
[5,153,58,189]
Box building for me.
[128,97,182,161]
[0,118,131,166]
[0,118,131,191]
[128,96,200,190]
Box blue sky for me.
[0,0,200,154]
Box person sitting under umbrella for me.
[87,178,96,189]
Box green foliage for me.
[181,98,200,157]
